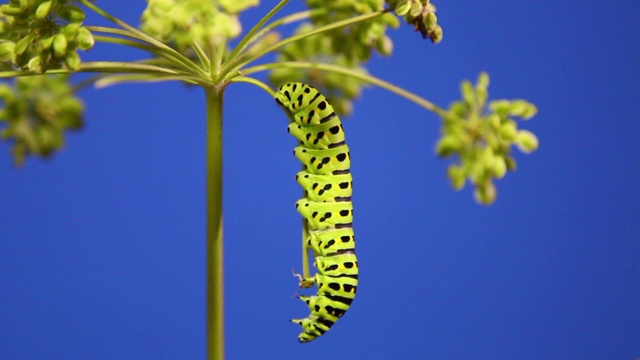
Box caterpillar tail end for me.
[290,317,319,343]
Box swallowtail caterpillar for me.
[275,83,358,343]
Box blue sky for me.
[1,1,638,359]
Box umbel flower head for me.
[140,0,258,53]
[0,0,94,72]
[436,72,538,205]
[0,74,83,166]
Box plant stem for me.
[205,85,225,360]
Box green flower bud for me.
[14,34,34,56]
[493,156,507,178]
[39,35,55,51]
[505,156,517,170]
[436,134,463,157]
[461,81,475,105]
[382,12,401,28]
[474,181,496,205]
[424,12,437,32]
[487,113,501,130]
[480,147,496,166]
[64,51,80,70]
[510,99,537,119]
[429,25,443,44]
[515,130,539,153]
[53,34,68,57]
[499,121,518,142]
[476,72,490,91]
[447,165,466,190]
[0,4,25,16]
[62,23,81,39]
[409,1,423,17]
[394,0,412,16]
[449,102,468,117]
[59,5,85,23]
[26,55,42,72]
[0,41,15,61]
[375,34,393,56]
[76,27,94,50]
[34,126,54,153]
[489,99,511,117]
[35,0,53,20]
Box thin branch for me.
[224,0,291,67]
[229,76,275,97]
[94,74,199,88]
[190,41,211,72]
[240,61,447,116]
[243,10,315,49]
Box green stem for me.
[0,62,196,82]
[191,41,211,72]
[243,9,315,49]
[205,85,225,360]
[94,74,199,88]
[229,76,275,97]
[86,26,148,42]
[240,62,447,116]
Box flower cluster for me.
[387,0,442,43]
[436,73,538,204]
[140,0,257,53]
[0,0,94,72]
[0,74,83,166]
[270,23,371,116]
[271,0,399,115]
[306,0,399,63]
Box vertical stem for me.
[205,85,224,360]
[301,221,311,279]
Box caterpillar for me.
[275,83,358,343]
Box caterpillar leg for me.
[291,270,314,293]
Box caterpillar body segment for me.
[276,83,358,343]
[295,199,353,230]
[293,146,351,175]
[306,228,356,257]
[287,116,346,150]
[295,171,353,202]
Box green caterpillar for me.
[275,83,358,343]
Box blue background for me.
[1,1,638,359]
